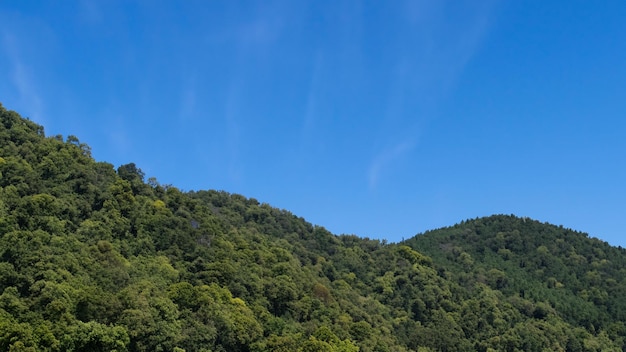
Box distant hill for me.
[405,215,626,350]
[1,103,624,351]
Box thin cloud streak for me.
[77,0,104,26]
[224,77,243,185]
[300,52,324,150]
[414,0,495,93]
[178,75,197,122]
[2,32,44,124]
[368,1,496,190]
[204,3,286,50]
[368,140,416,190]
[100,105,132,157]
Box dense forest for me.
[1,103,625,351]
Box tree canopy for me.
[1,103,625,351]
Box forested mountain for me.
[0,103,625,351]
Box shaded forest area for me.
[1,103,625,351]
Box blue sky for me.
[2,1,626,246]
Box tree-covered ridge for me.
[0,103,624,351]
[405,215,626,350]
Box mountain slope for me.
[406,215,626,339]
[1,103,625,351]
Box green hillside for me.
[0,103,624,351]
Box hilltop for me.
[0,103,624,351]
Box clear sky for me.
[1,1,625,246]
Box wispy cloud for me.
[204,3,287,51]
[178,75,197,122]
[224,77,243,184]
[2,32,44,124]
[368,0,496,189]
[300,51,324,149]
[77,0,104,25]
[368,139,416,190]
[237,17,282,47]
[95,102,132,159]
[107,118,131,156]
[403,0,495,94]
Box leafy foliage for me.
[0,103,625,351]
